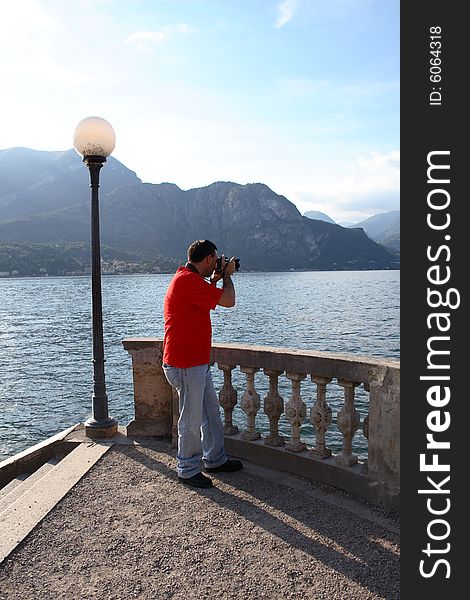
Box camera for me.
[215,256,240,273]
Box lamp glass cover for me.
[73,116,116,158]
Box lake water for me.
[0,271,399,462]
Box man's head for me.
[187,239,217,277]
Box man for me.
[163,239,242,488]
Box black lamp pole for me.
[73,116,118,438]
[83,155,117,438]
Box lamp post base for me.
[84,417,118,439]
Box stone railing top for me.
[122,338,399,385]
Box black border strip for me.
[401,3,466,595]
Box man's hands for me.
[216,255,236,308]
[223,256,237,277]
[210,255,236,285]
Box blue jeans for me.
[163,364,227,478]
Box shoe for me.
[178,472,213,488]
[205,459,243,473]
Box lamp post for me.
[73,116,118,439]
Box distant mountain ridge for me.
[351,211,400,251]
[0,147,140,220]
[304,208,400,252]
[302,210,336,224]
[0,148,399,272]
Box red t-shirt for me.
[163,266,224,368]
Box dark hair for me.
[187,239,217,262]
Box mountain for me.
[303,210,336,224]
[338,221,356,228]
[0,148,399,272]
[351,211,400,252]
[0,147,141,220]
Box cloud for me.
[275,0,299,29]
[293,150,400,221]
[357,150,400,170]
[278,78,399,107]
[125,30,169,44]
[124,24,191,46]
[320,150,399,199]
[0,1,102,86]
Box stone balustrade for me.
[122,338,400,510]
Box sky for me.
[1,0,399,223]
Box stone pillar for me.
[335,380,361,466]
[122,341,173,437]
[240,367,261,441]
[367,367,400,498]
[263,369,285,446]
[362,382,370,442]
[285,373,307,452]
[309,376,332,458]
[218,364,239,436]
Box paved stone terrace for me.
[0,439,399,599]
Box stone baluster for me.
[362,383,370,440]
[263,369,285,446]
[361,412,370,474]
[363,414,369,440]
[240,367,261,440]
[309,376,333,458]
[217,364,239,436]
[360,384,370,474]
[285,373,307,452]
[335,380,361,466]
